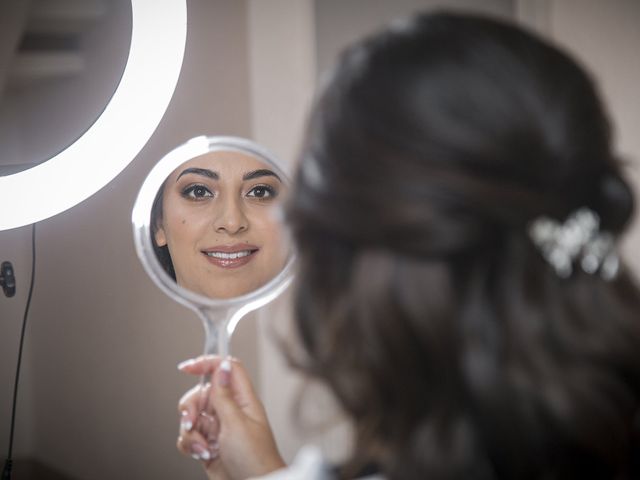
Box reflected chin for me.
[203,282,261,299]
[176,275,261,300]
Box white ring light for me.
[0,0,187,231]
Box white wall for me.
[0,0,131,172]
[0,227,37,458]
[547,0,640,273]
[314,0,513,74]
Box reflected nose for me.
[213,197,248,234]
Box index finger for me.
[177,355,224,376]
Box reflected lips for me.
[202,244,259,269]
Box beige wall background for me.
[0,1,638,479]
[1,1,255,478]
[548,0,640,273]
[0,0,132,175]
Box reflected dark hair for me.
[151,183,176,281]
[287,11,640,480]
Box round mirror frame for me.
[132,136,296,329]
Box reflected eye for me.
[181,184,214,200]
[246,185,277,200]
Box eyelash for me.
[181,184,214,200]
[180,183,278,201]
[245,184,278,200]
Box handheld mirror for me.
[132,136,295,358]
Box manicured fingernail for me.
[218,359,231,387]
[177,358,197,370]
[180,411,193,432]
[221,359,231,372]
[191,443,211,461]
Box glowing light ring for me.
[0,0,187,231]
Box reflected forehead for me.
[173,150,281,182]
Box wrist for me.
[266,455,287,473]
[253,453,286,478]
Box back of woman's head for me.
[287,11,640,480]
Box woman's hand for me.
[177,356,286,480]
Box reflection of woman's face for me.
[154,151,288,299]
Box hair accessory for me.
[528,208,619,280]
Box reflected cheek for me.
[164,215,197,256]
[253,222,287,269]
[252,218,282,244]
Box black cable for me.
[3,223,36,480]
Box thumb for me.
[210,358,242,421]
[210,358,266,424]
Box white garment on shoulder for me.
[249,445,332,480]
[249,445,385,480]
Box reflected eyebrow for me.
[176,168,219,181]
[243,169,281,182]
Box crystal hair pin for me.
[528,207,619,280]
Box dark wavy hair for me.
[286,11,640,480]
[151,183,176,281]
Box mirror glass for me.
[151,147,291,300]
[133,136,295,356]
